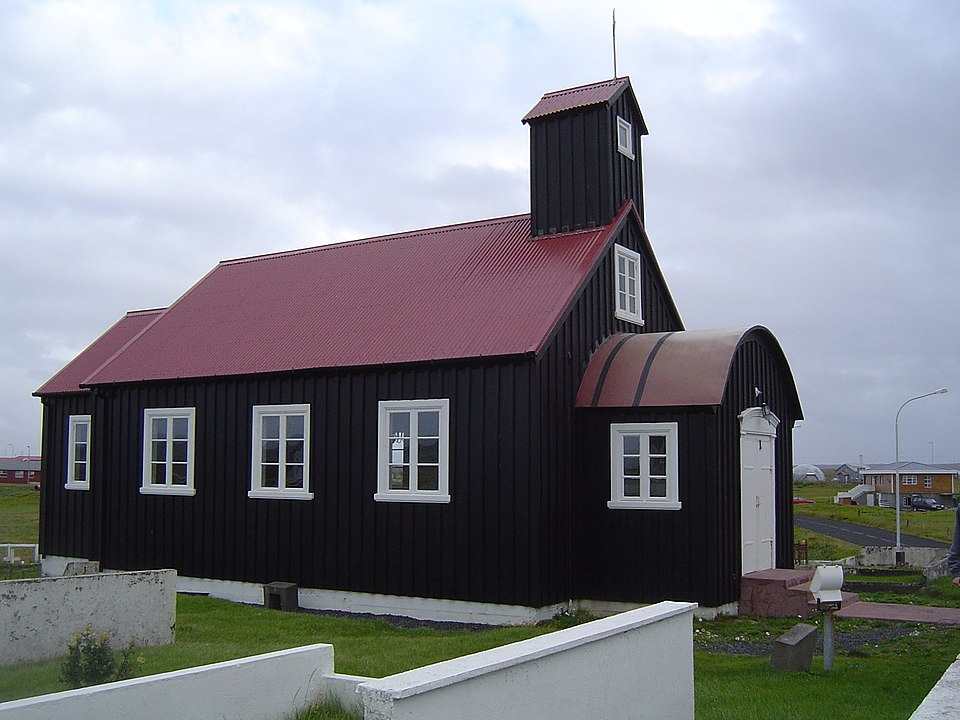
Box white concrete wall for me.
[0,644,340,720]
[358,601,696,720]
[910,653,960,719]
[176,574,566,625]
[0,570,175,666]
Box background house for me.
[0,456,41,484]
[862,461,957,507]
[35,77,802,622]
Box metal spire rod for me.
[612,9,617,79]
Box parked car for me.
[909,495,945,511]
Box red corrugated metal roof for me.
[83,212,621,386]
[576,328,758,408]
[522,77,632,123]
[34,309,164,395]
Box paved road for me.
[795,514,949,548]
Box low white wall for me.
[857,546,947,568]
[358,600,696,720]
[0,570,175,666]
[176,574,565,625]
[910,653,960,719]
[0,644,339,720]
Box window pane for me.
[262,465,279,488]
[389,411,410,437]
[622,434,641,455]
[623,456,640,477]
[262,440,280,464]
[74,462,86,484]
[262,415,281,439]
[649,435,666,455]
[75,443,87,462]
[152,441,166,463]
[650,477,667,498]
[389,465,409,490]
[418,437,439,464]
[76,423,88,442]
[624,477,641,497]
[151,464,166,485]
[152,417,167,440]
[172,440,188,464]
[649,457,667,477]
[286,414,304,439]
[618,256,626,274]
[418,411,440,437]
[418,465,439,491]
[286,439,304,464]
[172,417,189,439]
[171,464,187,485]
[285,465,304,489]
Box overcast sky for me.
[1,0,958,466]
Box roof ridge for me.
[221,212,531,267]
[541,76,628,99]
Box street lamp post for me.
[895,387,948,559]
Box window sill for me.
[248,489,314,501]
[140,485,196,497]
[374,492,451,504]
[607,499,681,511]
[614,310,644,326]
[64,482,90,491]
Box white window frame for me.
[65,414,91,490]
[375,399,450,503]
[249,404,313,500]
[616,115,635,160]
[141,407,197,496]
[924,476,933,489]
[614,244,643,325]
[903,474,918,486]
[608,422,680,510]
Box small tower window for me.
[616,116,635,160]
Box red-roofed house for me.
[35,77,801,623]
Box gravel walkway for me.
[696,622,941,657]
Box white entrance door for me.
[739,407,780,574]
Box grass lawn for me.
[3,594,959,720]
[0,594,554,703]
[793,482,956,543]
[0,484,40,544]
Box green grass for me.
[793,482,956,543]
[3,594,960,719]
[794,528,859,561]
[0,594,554,703]
[0,484,40,543]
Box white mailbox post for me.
[809,565,844,671]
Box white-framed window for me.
[902,474,918,486]
[614,244,643,325]
[141,407,196,496]
[924,476,933,489]
[616,115,635,160]
[249,404,312,500]
[609,422,680,510]
[375,399,450,503]
[0,471,6,478]
[65,414,91,490]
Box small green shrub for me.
[59,624,142,688]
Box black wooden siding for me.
[39,219,682,609]
[529,94,644,237]
[572,329,800,608]
[39,393,98,560]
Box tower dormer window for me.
[614,244,643,325]
[616,116,635,160]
